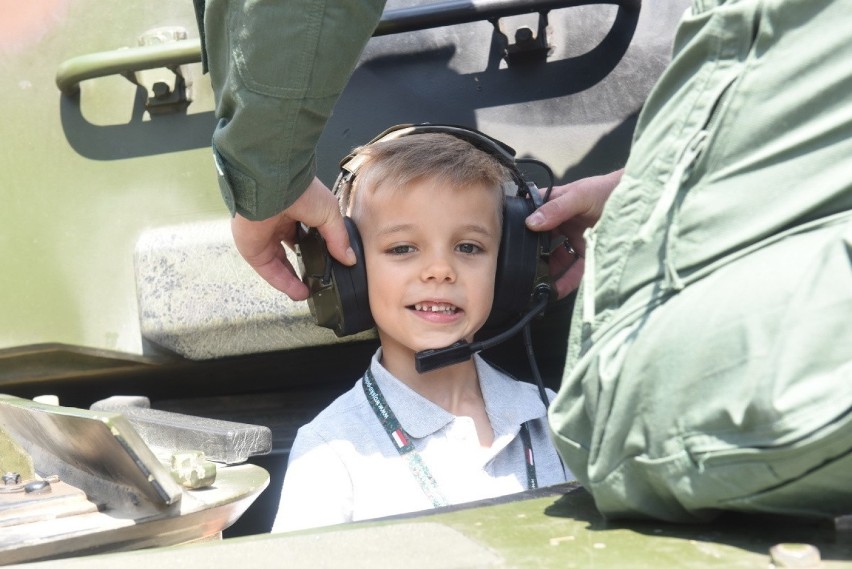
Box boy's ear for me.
[296,217,374,337]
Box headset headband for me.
[333,123,530,205]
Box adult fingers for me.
[288,177,356,266]
[549,241,585,299]
[231,214,310,300]
[525,182,586,232]
[250,250,310,301]
[313,210,356,268]
[553,259,583,299]
[526,169,624,233]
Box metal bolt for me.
[769,543,821,568]
[514,27,534,44]
[24,480,52,494]
[3,472,20,485]
[152,81,171,99]
[170,450,216,489]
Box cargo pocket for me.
[231,0,325,98]
[681,405,852,517]
[229,0,367,100]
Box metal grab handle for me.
[56,0,634,96]
[374,0,632,35]
[56,39,201,95]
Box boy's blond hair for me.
[341,133,511,221]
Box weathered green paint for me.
[1,1,222,360]
[428,487,852,568]
[14,485,851,568]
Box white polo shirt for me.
[273,350,570,532]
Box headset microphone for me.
[414,286,551,374]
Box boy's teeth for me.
[414,303,456,313]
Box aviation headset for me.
[297,123,554,342]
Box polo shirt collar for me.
[367,349,547,440]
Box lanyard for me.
[362,369,538,508]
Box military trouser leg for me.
[549,0,852,521]
[569,218,851,521]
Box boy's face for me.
[358,178,501,365]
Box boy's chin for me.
[377,328,477,358]
[410,336,471,354]
[387,338,468,356]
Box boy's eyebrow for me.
[374,223,415,237]
[375,223,496,237]
[457,223,497,237]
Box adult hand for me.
[525,169,624,299]
[231,176,356,301]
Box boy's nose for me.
[421,254,456,283]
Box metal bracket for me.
[127,27,193,114]
[491,11,552,65]
[143,69,190,115]
[57,1,628,97]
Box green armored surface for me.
[11,484,852,569]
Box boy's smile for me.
[412,302,458,317]
[357,178,501,376]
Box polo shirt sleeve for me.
[200,0,386,220]
[272,424,354,533]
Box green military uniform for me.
[195,0,386,220]
[548,0,852,521]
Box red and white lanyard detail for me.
[362,369,537,508]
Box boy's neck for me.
[380,348,484,416]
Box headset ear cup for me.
[332,217,374,336]
[487,196,539,330]
[298,218,373,337]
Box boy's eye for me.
[387,245,415,255]
[456,243,483,254]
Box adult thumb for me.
[316,211,356,267]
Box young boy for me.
[273,131,568,532]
